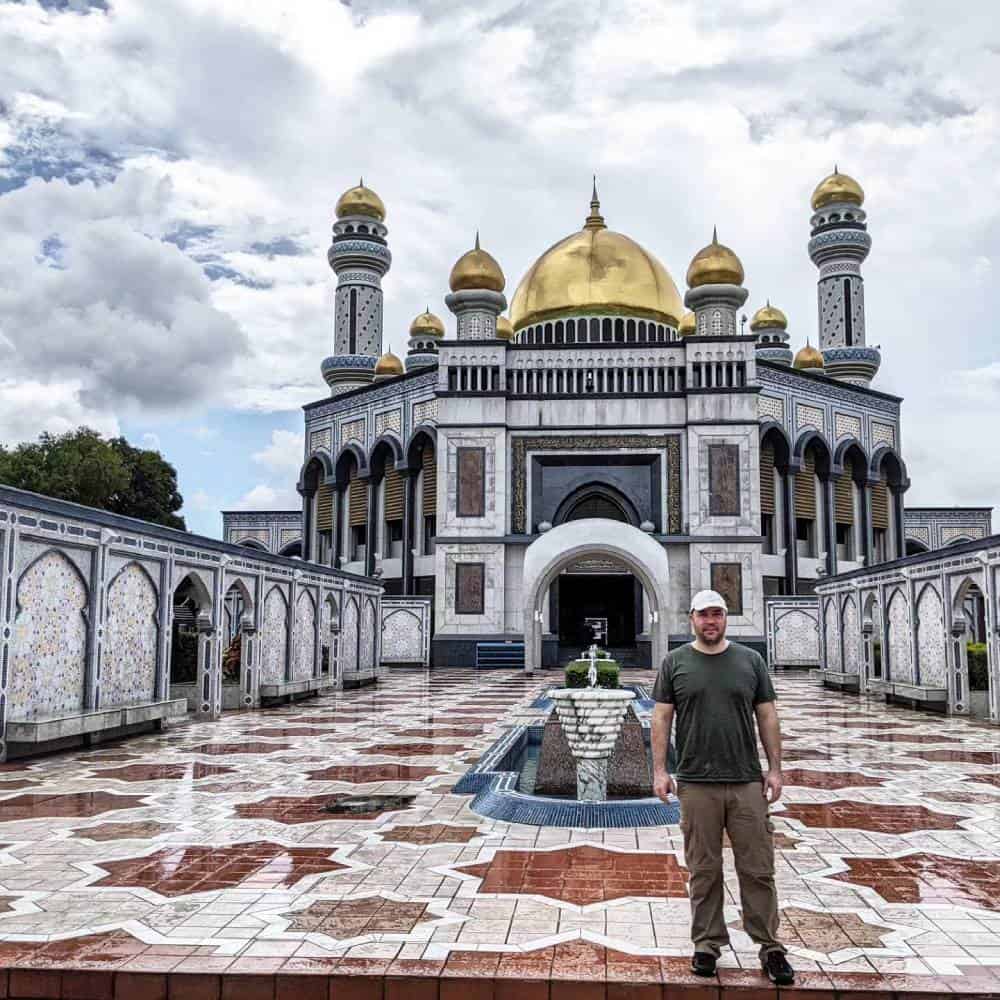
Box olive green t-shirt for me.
[652,642,776,782]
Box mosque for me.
[222,171,992,670]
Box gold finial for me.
[584,176,606,231]
[475,230,480,251]
[712,225,718,244]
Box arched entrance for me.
[522,519,671,673]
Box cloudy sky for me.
[1,0,998,537]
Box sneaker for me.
[690,952,717,977]
[761,950,794,985]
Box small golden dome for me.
[793,343,825,371]
[374,349,404,377]
[449,233,505,293]
[409,308,445,339]
[335,178,386,222]
[495,314,514,340]
[509,184,683,330]
[810,168,864,211]
[678,311,697,336]
[750,300,788,332]
[686,228,744,288]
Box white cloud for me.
[234,483,300,511]
[0,0,998,516]
[0,377,119,447]
[252,429,305,477]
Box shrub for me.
[565,659,620,689]
[968,642,989,692]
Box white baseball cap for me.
[690,589,728,613]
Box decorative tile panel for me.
[906,526,931,546]
[757,395,785,423]
[842,596,860,675]
[412,398,438,426]
[233,529,270,545]
[887,588,913,684]
[872,421,896,450]
[309,428,332,454]
[102,564,158,708]
[824,598,842,672]
[280,528,301,546]
[916,584,946,687]
[10,551,88,721]
[292,592,316,681]
[834,413,862,441]
[374,408,402,439]
[260,588,288,685]
[796,403,825,432]
[340,417,366,449]
[942,525,984,543]
[340,596,359,673]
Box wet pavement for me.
[0,669,999,997]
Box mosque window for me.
[349,289,358,354]
[638,321,647,342]
[843,280,854,345]
[590,318,600,342]
[602,318,613,342]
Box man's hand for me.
[653,771,677,802]
[762,769,783,803]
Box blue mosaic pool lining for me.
[454,723,680,828]
[530,683,653,712]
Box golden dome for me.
[409,308,445,339]
[374,349,404,377]
[509,185,683,330]
[449,233,505,293]
[750,300,788,331]
[793,343,824,371]
[678,311,697,336]
[335,179,386,222]
[810,168,864,211]
[686,228,744,288]
[495,314,514,340]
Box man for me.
[651,590,794,986]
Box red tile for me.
[220,975,274,1000]
[274,974,329,1000]
[550,983,605,1000]
[62,970,115,1000]
[0,793,147,821]
[607,984,662,1000]
[494,981,549,1000]
[439,979,494,1000]
[115,972,168,1000]
[166,974,221,1000]
[328,977,384,1000]
[384,977,438,1000]
[9,970,63,998]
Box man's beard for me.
[697,628,726,648]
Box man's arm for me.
[755,700,783,803]
[651,702,676,802]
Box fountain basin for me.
[549,688,636,759]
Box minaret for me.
[444,233,506,339]
[406,307,445,370]
[321,180,391,395]
[808,167,880,386]
[750,301,793,366]
[684,228,748,334]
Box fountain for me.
[548,645,636,801]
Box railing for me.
[506,362,685,396]
[690,360,747,388]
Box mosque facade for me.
[222,171,983,670]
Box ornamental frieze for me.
[510,434,682,535]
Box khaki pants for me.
[677,780,784,960]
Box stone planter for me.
[549,687,636,801]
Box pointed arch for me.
[886,586,913,683]
[293,589,317,680]
[104,562,159,707]
[260,586,289,685]
[10,550,89,721]
[916,581,946,686]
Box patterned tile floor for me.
[1,669,1000,998]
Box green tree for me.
[0,427,186,530]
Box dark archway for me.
[553,483,640,527]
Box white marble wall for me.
[292,591,316,681]
[260,588,288,685]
